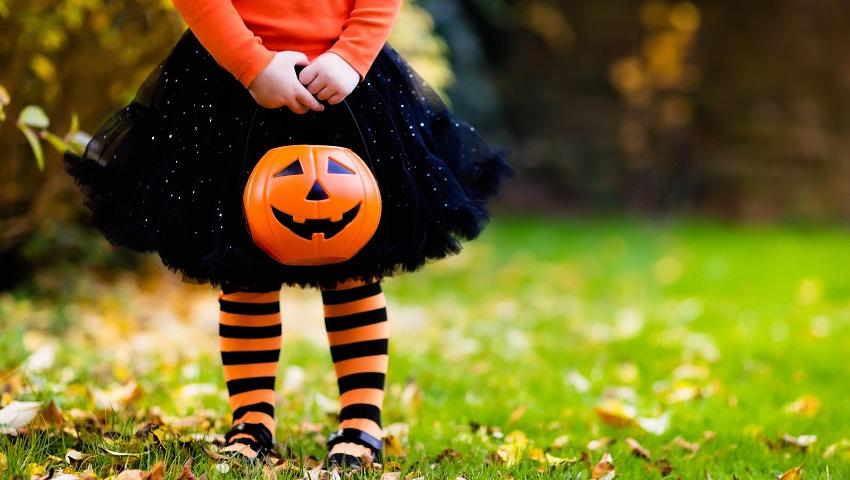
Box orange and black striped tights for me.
[217,279,388,459]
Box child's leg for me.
[321,279,388,460]
[218,286,282,457]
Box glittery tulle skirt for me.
[62,29,513,290]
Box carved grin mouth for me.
[271,203,361,240]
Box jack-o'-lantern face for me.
[243,145,381,266]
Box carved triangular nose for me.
[306,180,329,201]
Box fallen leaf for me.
[636,412,671,435]
[823,438,850,459]
[543,452,578,467]
[177,458,196,480]
[65,449,91,464]
[625,437,651,460]
[782,434,817,448]
[0,400,42,432]
[401,380,422,411]
[654,458,673,475]
[779,465,803,480]
[566,371,590,393]
[587,437,615,451]
[508,405,527,424]
[552,435,569,449]
[147,462,165,480]
[384,434,406,457]
[672,435,700,453]
[435,448,461,462]
[590,452,615,480]
[594,399,636,427]
[93,382,143,409]
[784,395,821,417]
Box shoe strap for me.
[225,422,274,448]
[327,428,383,453]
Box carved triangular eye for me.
[327,157,355,175]
[274,159,304,177]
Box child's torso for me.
[233,0,357,55]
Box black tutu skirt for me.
[63,29,513,290]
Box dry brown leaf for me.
[779,465,804,480]
[671,436,700,453]
[654,458,673,476]
[590,452,615,480]
[782,434,817,448]
[435,448,461,462]
[176,458,196,480]
[147,462,165,480]
[31,401,65,430]
[625,437,651,460]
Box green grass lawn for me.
[3,216,850,479]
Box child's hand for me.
[248,51,325,114]
[297,52,360,105]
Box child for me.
[63,0,512,469]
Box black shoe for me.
[325,428,383,469]
[222,422,276,462]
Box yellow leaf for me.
[779,465,803,480]
[508,405,527,424]
[384,433,407,457]
[784,395,821,417]
[594,398,636,427]
[30,54,56,82]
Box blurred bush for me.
[0,0,451,293]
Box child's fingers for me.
[316,86,334,101]
[307,79,327,95]
[295,88,324,112]
[286,99,309,114]
[298,66,319,86]
[327,93,346,105]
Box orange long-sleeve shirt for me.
[171,0,403,88]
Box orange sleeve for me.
[171,0,275,88]
[327,0,404,80]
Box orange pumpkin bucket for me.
[242,144,381,266]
